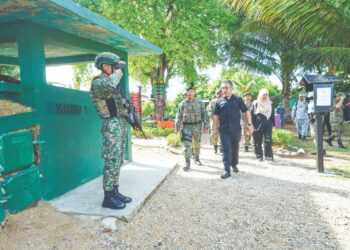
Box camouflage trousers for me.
[101,117,127,191]
[242,123,251,146]
[209,119,220,146]
[182,123,202,163]
[330,122,344,141]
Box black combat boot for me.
[102,190,126,210]
[221,172,231,179]
[245,146,249,152]
[195,156,203,166]
[298,134,302,139]
[183,160,190,171]
[337,139,346,149]
[324,136,335,146]
[232,165,239,173]
[114,186,132,203]
[214,145,218,154]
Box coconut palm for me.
[225,0,350,72]
[221,20,303,120]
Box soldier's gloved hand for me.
[114,68,123,75]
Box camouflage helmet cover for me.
[94,52,120,69]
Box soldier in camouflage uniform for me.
[90,52,132,210]
[325,92,346,148]
[241,91,253,152]
[175,83,209,171]
[207,89,223,153]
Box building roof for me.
[0,0,162,56]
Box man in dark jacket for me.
[213,80,253,179]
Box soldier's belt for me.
[183,122,201,125]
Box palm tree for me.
[221,20,303,121]
[225,0,350,72]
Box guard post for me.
[300,75,341,173]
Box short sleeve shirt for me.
[214,95,248,133]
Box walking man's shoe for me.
[221,172,231,179]
[244,146,249,152]
[338,139,346,149]
[324,136,334,146]
[232,166,239,173]
[214,145,218,154]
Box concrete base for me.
[50,156,178,222]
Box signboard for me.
[313,84,334,113]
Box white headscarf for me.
[255,88,272,119]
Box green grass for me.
[281,123,350,178]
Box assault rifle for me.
[114,69,147,139]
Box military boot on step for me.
[245,146,249,152]
[195,156,203,166]
[337,139,346,149]
[114,186,132,203]
[102,190,126,210]
[214,145,218,154]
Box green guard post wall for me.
[40,86,103,199]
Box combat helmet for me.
[94,52,121,69]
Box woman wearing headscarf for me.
[251,88,275,161]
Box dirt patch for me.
[0,202,102,250]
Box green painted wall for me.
[40,86,103,199]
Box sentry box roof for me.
[0,0,162,62]
[300,75,341,85]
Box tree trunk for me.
[282,73,292,123]
[151,54,169,120]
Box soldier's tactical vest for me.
[90,75,128,119]
[181,99,202,124]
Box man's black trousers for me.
[219,130,241,174]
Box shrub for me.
[159,128,175,137]
[272,128,295,147]
[167,133,181,148]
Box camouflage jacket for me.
[175,98,209,129]
[330,99,345,123]
[90,72,128,119]
[241,102,252,125]
[206,98,218,119]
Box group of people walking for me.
[175,80,275,179]
[291,91,348,150]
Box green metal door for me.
[0,130,34,175]
[3,167,41,214]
